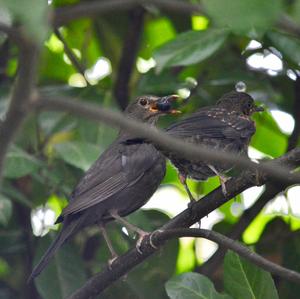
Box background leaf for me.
[224,250,279,299]
[165,272,232,299]
[154,29,228,72]
[34,234,87,299]
[3,145,42,178]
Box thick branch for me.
[113,7,145,110]
[53,0,202,27]
[288,75,300,151]
[68,148,300,299]
[0,28,39,183]
[153,228,300,285]
[33,95,300,184]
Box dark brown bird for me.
[165,91,264,200]
[29,95,179,281]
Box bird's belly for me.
[170,138,246,181]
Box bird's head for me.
[216,91,264,116]
[125,95,180,123]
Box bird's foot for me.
[219,174,230,196]
[179,174,197,203]
[136,230,160,254]
[107,254,118,270]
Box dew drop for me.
[235,81,247,92]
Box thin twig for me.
[153,228,300,285]
[67,148,300,299]
[32,94,300,184]
[54,28,89,85]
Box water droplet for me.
[235,81,247,92]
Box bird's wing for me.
[61,142,159,217]
[166,109,255,140]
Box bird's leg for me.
[208,165,229,195]
[98,223,118,268]
[179,173,196,205]
[109,210,156,254]
[178,174,201,227]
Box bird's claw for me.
[108,255,118,270]
[136,231,149,254]
[136,230,161,254]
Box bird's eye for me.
[139,98,148,106]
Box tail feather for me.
[28,219,81,282]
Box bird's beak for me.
[253,105,264,112]
[150,95,181,114]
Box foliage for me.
[0,0,300,298]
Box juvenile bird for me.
[29,95,179,281]
[165,91,264,201]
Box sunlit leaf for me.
[154,29,228,72]
[166,272,232,299]
[224,250,279,299]
[251,111,287,157]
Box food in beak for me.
[155,95,181,114]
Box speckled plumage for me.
[166,91,263,182]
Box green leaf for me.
[34,234,86,299]
[0,195,12,226]
[251,111,287,157]
[3,145,42,178]
[154,29,228,72]
[54,141,100,171]
[203,0,282,36]
[224,251,279,299]
[0,0,49,43]
[267,31,300,66]
[165,272,232,299]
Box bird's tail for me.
[28,218,81,282]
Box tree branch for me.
[113,7,145,110]
[54,28,89,84]
[198,74,300,276]
[33,94,300,184]
[53,0,202,27]
[0,27,40,183]
[287,75,300,151]
[197,183,282,276]
[153,228,300,285]
[67,148,300,299]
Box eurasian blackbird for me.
[165,91,264,200]
[29,95,179,281]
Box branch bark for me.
[153,228,300,285]
[33,94,300,184]
[0,27,39,183]
[53,0,202,27]
[54,28,88,84]
[113,7,145,110]
[197,183,282,276]
[67,148,300,299]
